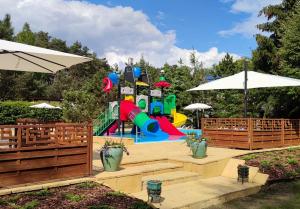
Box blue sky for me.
[90,0,256,57]
[0,0,281,67]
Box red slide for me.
[108,121,118,134]
[153,116,185,136]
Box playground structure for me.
[93,63,187,140]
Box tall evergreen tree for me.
[0,14,14,40]
[16,23,35,45]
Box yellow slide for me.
[172,110,188,128]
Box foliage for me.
[17,200,39,209]
[106,191,127,197]
[241,154,257,161]
[251,0,300,118]
[63,193,84,202]
[28,188,52,197]
[0,102,62,124]
[287,158,298,165]
[62,90,97,123]
[16,23,35,45]
[100,141,130,158]
[76,181,98,189]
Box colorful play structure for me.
[93,63,187,140]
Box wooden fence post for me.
[248,118,253,150]
[281,119,285,147]
[88,122,93,175]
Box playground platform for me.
[92,139,269,209]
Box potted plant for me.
[190,137,208,159]
[185,133,196,147]
[100,141,129,172]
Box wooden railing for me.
[202,118,300,150]
[0,123,93,187]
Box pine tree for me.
[16,23,35,45]
[0,14,14,40]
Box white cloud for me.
[219,0,282,37]
[0,0,239,67]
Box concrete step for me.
[132,176,262,209]
[141,171,200,190]
[221,159,261,183]
[95,162,184,193]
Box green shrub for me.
[0,198,8,206]
[260,160,271,169]
[0,102,62,124]
[7,194,21,203]
[62,90,96,123]
[287,158,298,165]
[241,154,257,161]
[28,188,52,197]
[106,191,126,197]
[63,193,84,202]
[18,200,39,209]
[76,181,98,189]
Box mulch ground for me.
[237,147,300,181]
[0,182,154,209]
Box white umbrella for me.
[188,70,300,117]
[0,39,91,73]
[184,103,212,129]
[184,103,212,110]
[188,71,300,91]
[30,103,61,109]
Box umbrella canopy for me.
[184,103,212,111]
[188,71,300,91]
[30,103,61,109]
[0,39,91,73]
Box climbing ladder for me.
[93,109,116,136]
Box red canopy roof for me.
[154,81,171,88]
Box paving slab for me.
[132,176,261,209]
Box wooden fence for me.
[0,123,93,187]
[202,118,300,150]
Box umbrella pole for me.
[244,60,248,118]
[196,110,199,129]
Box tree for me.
[213,53,238,77]
[34,31,50,48]
[280,3,300,75]
[251,0,300,118]
[49,38,69,52]
[0,14,16,100]
[0,14,14,40]
[62,90,97,122]
[16,23,35,45]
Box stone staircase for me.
[95,159,268,209]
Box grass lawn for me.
[0,182,153,209]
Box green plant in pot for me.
[185,133,196,147]
[190,137,208,159]
[100,141,129,172]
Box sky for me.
[0,0,282,68]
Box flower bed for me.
[237,147,300,181]
[0,182,154,209]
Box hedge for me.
[0,102,63,125]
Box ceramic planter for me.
[191,139,207,159]
[100,146,123,172]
